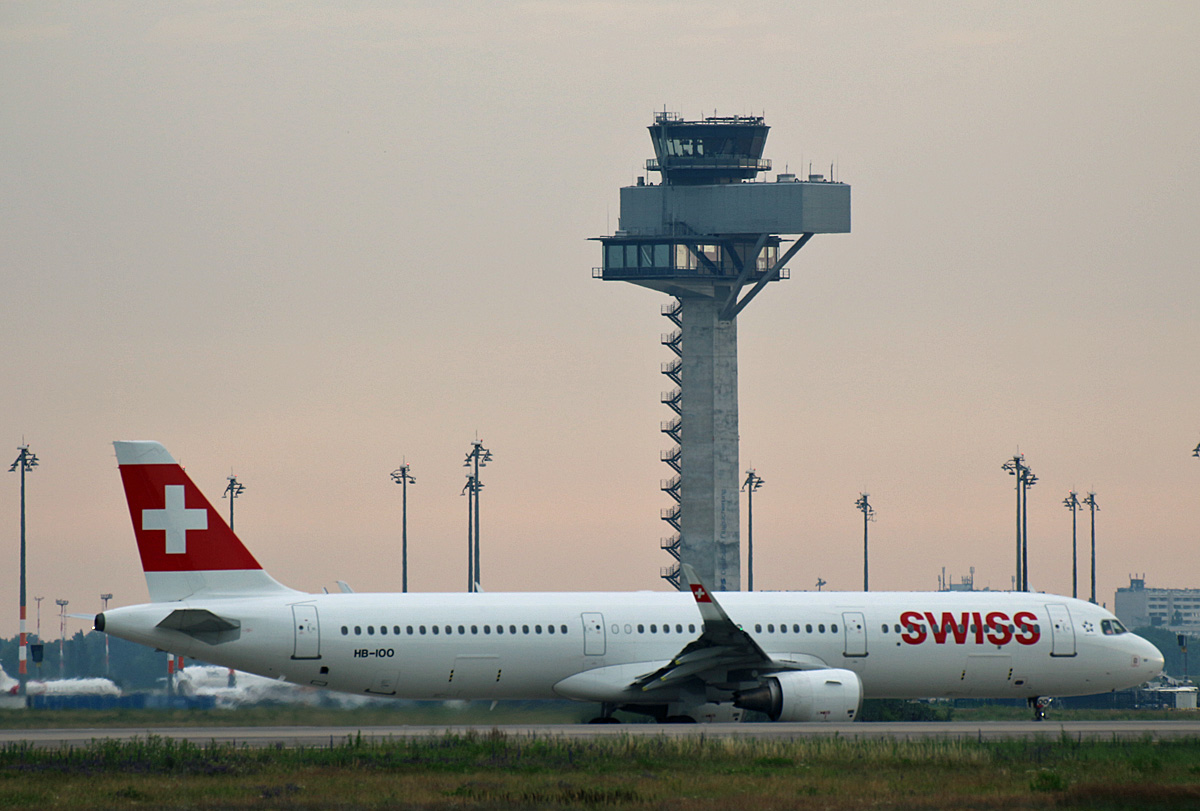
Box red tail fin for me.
[115,441,294,602]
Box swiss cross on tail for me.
[689,583,712,603]
[142,485,207,554]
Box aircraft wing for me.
[630,563,804,691]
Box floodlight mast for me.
[10,444,38,696]
[1022,469,1037,591]
[593,111,850,591]
[1063,491,1082,599]
[1082,491,1100,603]
[463,439,491,592]
[55,599,68,679]
[854,493,875,591]
[390,463,415,593]
[1001,455,1026,591]
[100,593,113,675]
[741,468,764,592]
[222,473,245,531]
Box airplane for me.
[96,440,1164,723]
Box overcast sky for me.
[2,2,1198,638]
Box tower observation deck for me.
[593,112,850,591]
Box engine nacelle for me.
[734,669,863,722]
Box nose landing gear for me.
[1028,696,1052,721]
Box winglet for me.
[681,563,737,628]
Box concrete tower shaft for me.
[593,112,850,591]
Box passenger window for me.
[432,626,439,635]
[380,626,387,635]
[536,625,543,634]
[768,624,775,633]
[689,624,696,633]
[832,624,838,633]
[496,625,504,635]
[755,624,762,633]
[675,624,682,633]
[523,625,530,634]
[355,626,362,635]
[637,624,644,634]
[818,624,826,633]
[662,624,669,634]
[511,625,518,635]
[650,624,657,633]
[419,626,426,635]
[368,626,375,635]
[806,624,813,633]
[793,624,800,633]
[393,626,401,635]
[894,624,901,633]
[548,625,555,634]
[341,626,349,636]
[881,624,888,633]
[471,625,478,634]
[780,623,788,634]
[561,624,568,634]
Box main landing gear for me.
[1028,696,1052,721]
[588,703,621,724]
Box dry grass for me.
[0,732,1196,809]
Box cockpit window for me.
[1101,619,1128,635]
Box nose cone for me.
[1138,635,1165,679]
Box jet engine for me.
[733,669,862,722]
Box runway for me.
[3,720,1199,748]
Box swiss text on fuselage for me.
[898,610,1040,646]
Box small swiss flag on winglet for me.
[690,583,712,603]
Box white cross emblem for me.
[142,485,207,554]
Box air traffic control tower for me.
[593,112,850,592]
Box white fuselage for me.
[100,589,1161,704]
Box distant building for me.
[1115,577,1200,631]
[936,567,996,593]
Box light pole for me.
[390,463,415,593]
[10,444,38,696]
[33,595,43,677]
[463,440,492,592]
[222,473,245,531]
[1021,469,1037,592]
[741,469,764,592]
[1082,491,1099,604]
[1002,455,1026,591]
[854,493,875,591]
[461,474,478,592]
[100,593,113,676]
[55,599,68,680]
[1063,491,1081,599]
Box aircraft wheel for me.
[588,716,620,724]
[1029,696,1050,721]
[664,715,697,724]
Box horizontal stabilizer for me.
[156,608,241,645]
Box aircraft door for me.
[842,611,867,657]
[291,604,321,660]
[1045,603,1076,657]
[582,612,606,656]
